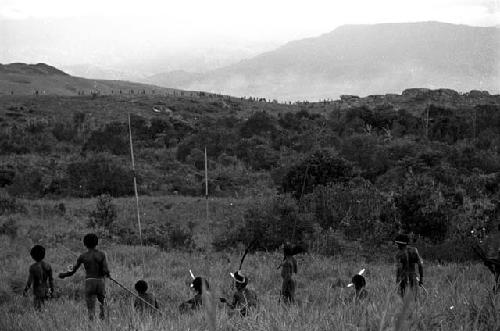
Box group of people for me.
[22,232,499,321]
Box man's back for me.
[396,246,422,280]
[78,249,109,279]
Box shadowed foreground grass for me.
[1,236,499,331]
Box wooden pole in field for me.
[205,147,209,225]
[128,114,146,272]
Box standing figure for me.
[134,280,159,314]
[280,244,298,304]
[220,271,257,316]
[58,233,111,320]
[394,234,424,298]
[179,276,209,313]
[23,245,54,310]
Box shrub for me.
[0,218,18,238]
[0,190,25,215]
[238,194,315,250]
[52,121,77,141]
[282,149,355,199]
[302,178,400,245]
[88,194,117,228]
[66,153,134,197]
[83,122,128,155]
[396,174,452,243]
[6,169,45,198]
[240,111,277,138]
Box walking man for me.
[394,234,424,298]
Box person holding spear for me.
[58,233,110,320]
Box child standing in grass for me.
[134,280,159,314]
[23,245,54,310]
[280,244,298,304]
[58,233,110,320]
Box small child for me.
[179,276,209,313]
[280,244,298,304]
[134,280,159,314]
[220,271,257,316]
[58,233,110,320]
[23,245,54,310]
[348,274,368,302]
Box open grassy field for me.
[0,197,499,331]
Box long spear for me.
[128,114,146,271]
[109,277,163,315]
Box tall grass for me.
[1,237,498,331]
[0,196,498,330]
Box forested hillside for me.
[1,89,499,257]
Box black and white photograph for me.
[0,0,499,330]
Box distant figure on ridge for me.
[58,233,111,320]
[394,234,424,298]
[134,280,159,314]
[23,245,54,310]
[220,271,258,316]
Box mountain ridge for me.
[144,22,500,100]
[0,62,179,96]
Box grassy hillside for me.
[1,90,500,253]
[0,63,180,96]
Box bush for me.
[83,122,128,155]
[238,194,315,250]
[396,174,452,243]
[88,194,117,228]
[301,178,400,246]
[0,190,25,215]
[282,149,355,199]
[0,218,18,238]
[6,169,45,198]
[240,111,277,138]
[66,153,134,197]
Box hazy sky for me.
[0,0,499,75]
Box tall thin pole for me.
[425,106,429,139]
[128,114,145,272]
[204,147,209,225]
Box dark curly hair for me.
[135,280,148,293]
[30,245,45,262]
[83,233,98,248]
[191,277,209,294]
[352,274,366,290]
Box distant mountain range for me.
[0,63,174,95]
[144,22,500,100]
